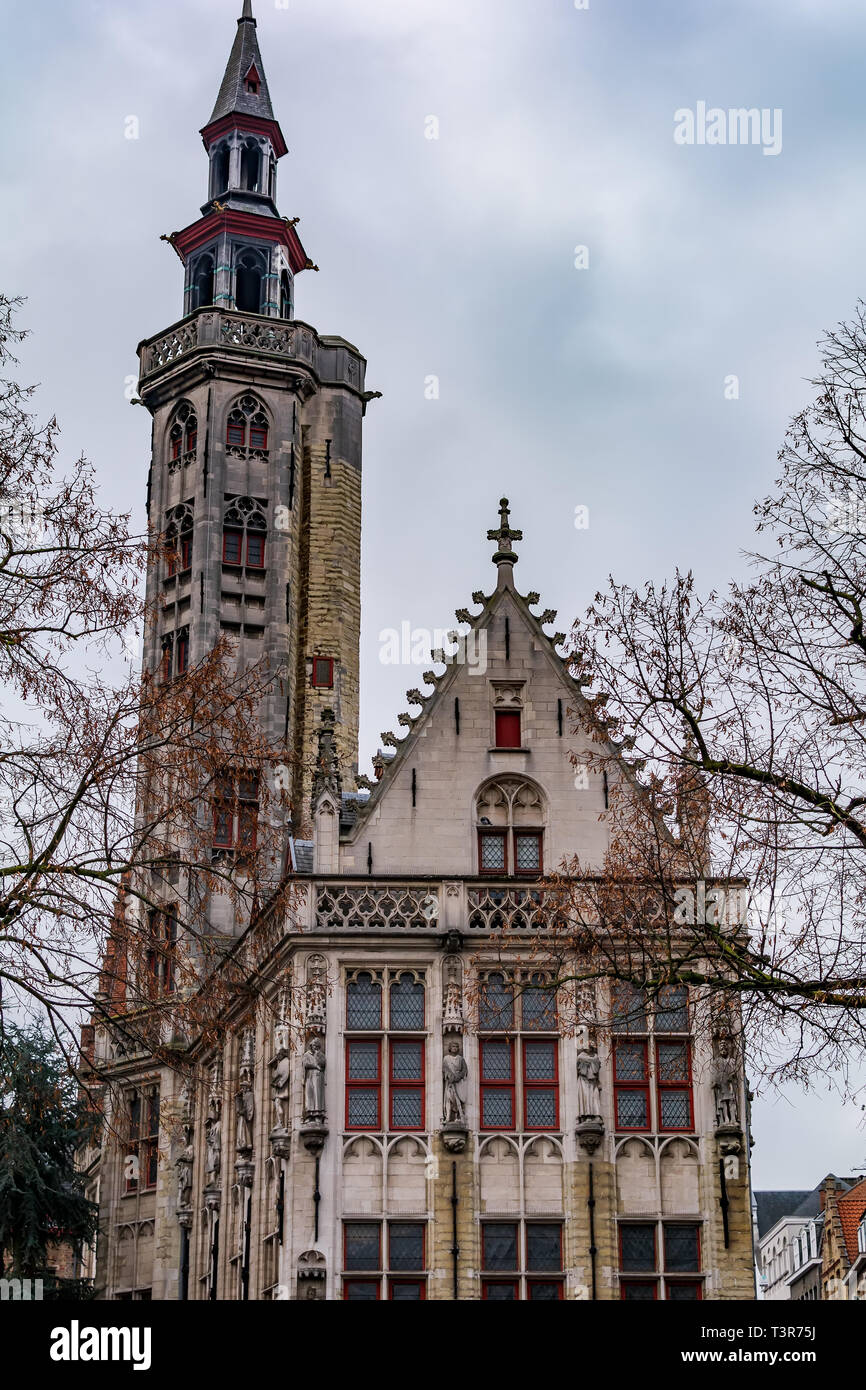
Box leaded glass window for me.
[347,972,382,1030]
[390,973,424,1029]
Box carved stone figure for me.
[712,1036,740,1128]
[576,1048,602,1120]
[235,1071,255,1152]
[176,1156,193,1209]
[442,1041,468,1124]
[205,1113,221,1186]
[303,1037,326,1118]
[272,1047,291,1132]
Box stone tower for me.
[136,0,367,844]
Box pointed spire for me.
[208,0,276,125]
[487,497,523,575]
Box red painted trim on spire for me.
[174,209,308,274]
[200,113,288,159]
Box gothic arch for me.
[225,393,270,459]
[166,401,198,470]
[234,246,266,312]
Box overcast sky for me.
[2,0,866,1190]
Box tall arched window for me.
[280,270,292,320]
[212,142,230,196]
[268,156,276,198]
[164,501,194,577]
[235,249,265,313]
[240,139,261,192]
[222,495,267,570]
[225,394,270,459]
[190,254,214,311]
[167,405,197,471]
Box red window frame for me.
[481,1281,520,1300]
[480,1038,515,1131]
[522,1039,559,1131]
[388,1280,426,1300]
[525,1222,563,1274]
[665,1280,703,1300]
[388,1222,426,1273]
[389,1039,425,1132]
[160,641,172,683]
[663,1223,701,1274]
[343,1279,380,1300]
[655,1039,694,1132]
[222,529,243,566]
[613,1039,651,1131]
[345,1038,382,1131]
[311,657,334,689]
[124,1087,159,1194]
[249,423,268,451]
[494,709,522,748]
[185,425,197,455]
[226,420,246,448]
[620,1281,658,1300]
[212,773,259,851]
[478,828,507,875]
[176,631,189,676]
[245,532,265,569]
[527,1280,564,1300]
[343,1221,381,1272]
[179,534,192,571]
[481,1222,519,1273]
[513,829,543,876]
[619,1223,657,1273]
[169,427,182,462]
[145,909,177,998]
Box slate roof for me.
[208,2,276,126]
[754,1191,814,1239]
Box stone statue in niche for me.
[272,1020,291,1133]
[712,1034,740,1128]
[576,1047,602,1121]
[205,1109,221,1186]
[303,1037,326,1119]
[235,1070,255,1152]
[442,1041,468,1125]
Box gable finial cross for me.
[487,497,522,569]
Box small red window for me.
[179,534,192,570]
[176,632,189,675]
[246,533,265,568]
[227,422,246,448]
[495,710,521,748]
[170,429,182,461]
[160,642,172,683]
[249,424,268,450]
[312,657,334,688]
[185,427,197,454]
[223,529,243,565]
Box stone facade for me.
[86,2,756,1302]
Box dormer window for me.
[244,65,261,95]
[491,681,526,749]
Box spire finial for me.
[241,0,254,20]
[487,497,523,572]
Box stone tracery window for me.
[222,493,267,570]
[164,501,194,578]
[344,969,426,1133]
[167,403,198,471]
[225,395,270,459]
[475,776,545,877]
[190,253,215,311]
